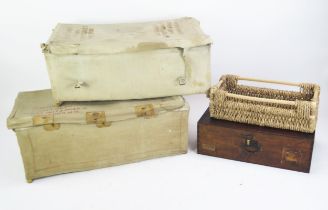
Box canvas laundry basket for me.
[209,75,320,133]
[42,17,212,105]
[7,90,189,182]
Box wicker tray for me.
[209,75,320,133]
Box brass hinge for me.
[86,111,111,128]
[282,147,301,165]
[33,115,53,126]
[32,115,60,131]
[43,123,61,131]
[135,104,156,118]
[201,143,215,152]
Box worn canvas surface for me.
[45,17,212,54]
[42,17,212,103]
[7,89,186,129]
[7,90,189,182]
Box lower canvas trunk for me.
[15,108,188,182]
[8,90,189,182]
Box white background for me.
[0,0,327,209]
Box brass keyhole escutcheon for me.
[243,137,260,153]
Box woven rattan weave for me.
[209,75,320,133]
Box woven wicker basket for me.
[209,75,320,133]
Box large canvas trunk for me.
[7,90,189,182]
[42,17,212,104]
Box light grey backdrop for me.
[0,0,327,210]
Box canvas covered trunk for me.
[7,90,189,182]
[42,17,212,104]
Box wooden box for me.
[7,90,189,182]
[41,17,211,105]
[197,109,315,172]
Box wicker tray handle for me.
[238,76,301,87]
[217,75,317,107]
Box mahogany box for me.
[197,109,315,172]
